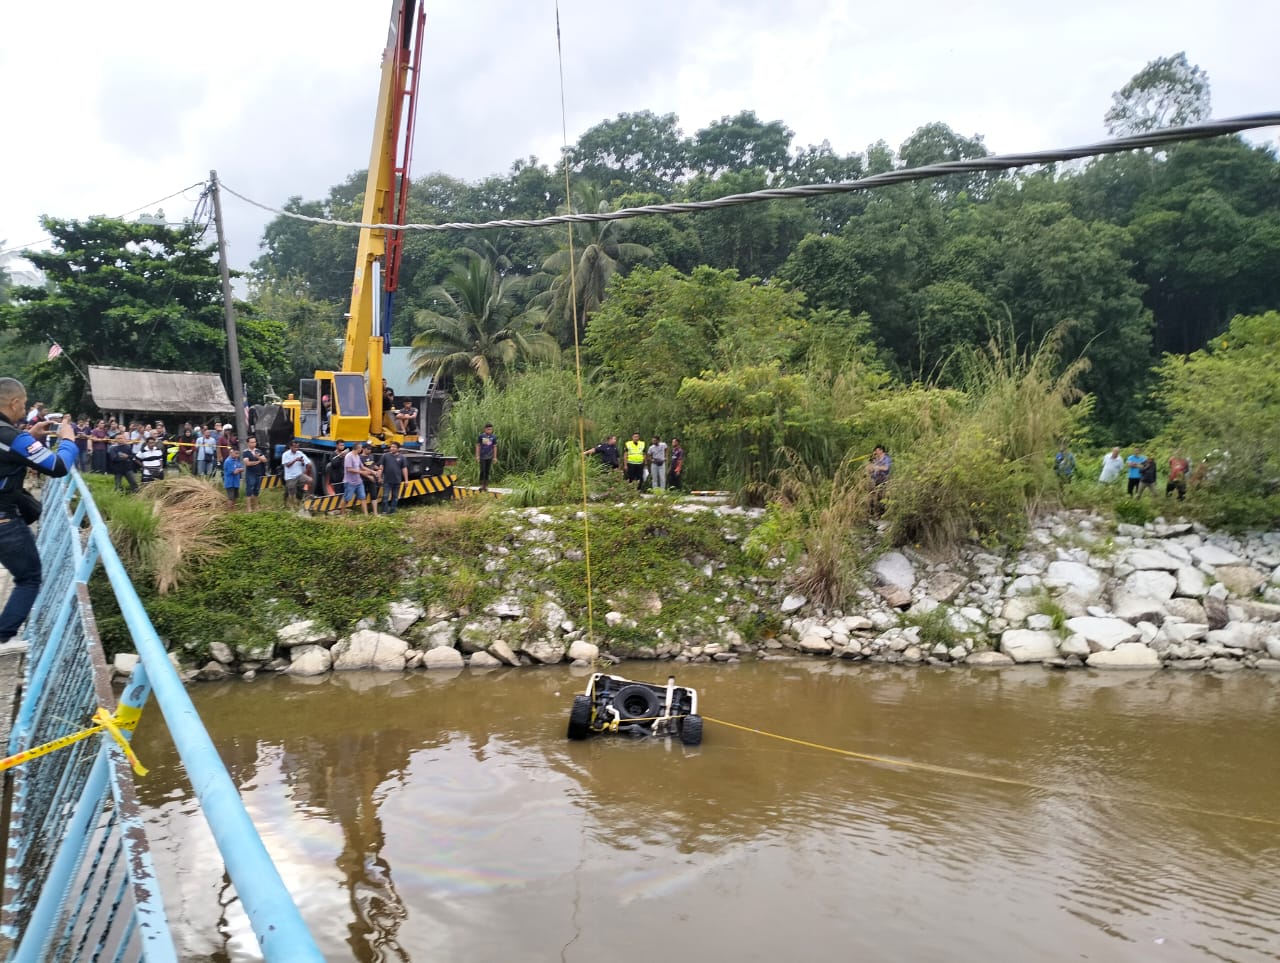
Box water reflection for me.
[132,663,1280,962]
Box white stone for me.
[1064,616,1140,652]
[1266,637,1280,660]
[1191,545,1244,567]
[331,630,408,672]
[1059,633,1091,657]
[999,629,1060,663]
[798,634,834,654]
[210,641,234,665]
[1122,570,1177,601]
[948,645,968,661]
[605,611,625,627]
[780,594,806,614]
[1043,561,1103,597]
[468,651,501,668]
[485,597,525,619]
[1026,614,1055,631]
[1008,575,1041,595]
[421,620,457,650]
[423,646,465,669]
[967,650,1014,666]
[1206,623,1262,651]
[872,551,916,591]
[568,639,599,662]
[1110,594,1168,625]
[113,652,140,676]
[1087,642,1160,669]
[1124,549,1182,572]
[488,640,519,666]
[276,619,336,648]
[388,601,425,636]
[1001,596,1042,624]
[457,619,499,653]
[840,615,873,632]
[1166,622,1209,643]
[288,644,331,676]
[520,638,565,665]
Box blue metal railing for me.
[3,473,323,961]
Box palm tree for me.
[409,252,559,387]
[537,183,652,346]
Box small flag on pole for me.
[47,343,63,361]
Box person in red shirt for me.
[1166,451,1190,501]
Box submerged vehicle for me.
[566,673,703,746]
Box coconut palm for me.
[409,252,559,387]
[536,182,652,346]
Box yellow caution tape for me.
[0,704,147,777]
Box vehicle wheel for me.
[567,695,592,740]
[612,684,661,721]
[680,714,703,746]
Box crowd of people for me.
[1061,444,1195,500]
[584,432,686,490]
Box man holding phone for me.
[0,378,79,644]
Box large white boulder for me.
[1191,544,1243,567]
[1087,642,1160,669]
[1121,570,1177,601]
[1123,549,1182,572]
[331,630,408,672]
[1043,561,1103,597]
[423,646,464,670]
[488,640,519,666]
[288,644,332,676]
[468,651,501,668]
[277,619,336,648]
[872,551,916,591]
[1065,616,1140,652]
[1174,566,1209,598]
[1214,565,1266,598]
[387,601,425,636]
[966,650,1014,667]
[999,629,1060,663]
[520,638,565,665]
[568,639,599,662]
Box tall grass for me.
[885,323,1091,548]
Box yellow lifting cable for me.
[702,715,1279,830]
[555,1,595,645]
[0,704,148,777]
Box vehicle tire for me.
[612,684,661,722]
[567,695,592,740]
[680,714,703,746]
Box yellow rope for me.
[554,1,594,644]
[0,704,148,777]
[703,715,1280,829]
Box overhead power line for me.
[0,181,208,259]
[217,113,1280,234]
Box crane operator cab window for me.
[334,374,369,418]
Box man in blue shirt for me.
[0,378,79,643]
[1125,447,1146,497]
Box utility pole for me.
[208,170,248,446]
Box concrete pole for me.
[208,170,248,446]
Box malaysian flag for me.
[48,343,63,361]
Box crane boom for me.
[341,0,426,436]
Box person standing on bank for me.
[380,441,407,515]
[0,378,79,645]
[584,435,619,470]
[669,438,684,489]
[647,435,668,490]
[624,432,646,486]
[281,440,309,510]
[476,423,498,492]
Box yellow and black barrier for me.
[301,474,458,514]
[453,485,502,500]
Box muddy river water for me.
[131,662,1280,962]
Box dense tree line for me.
[3,53,1278,510]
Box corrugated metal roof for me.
[88,365,235,414]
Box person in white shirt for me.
[1099,446,1124,483]
[281,440,309,509]
[646,436,668,490]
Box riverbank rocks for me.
[179,503,1280,681]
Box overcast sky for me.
[1,0,1277,276]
